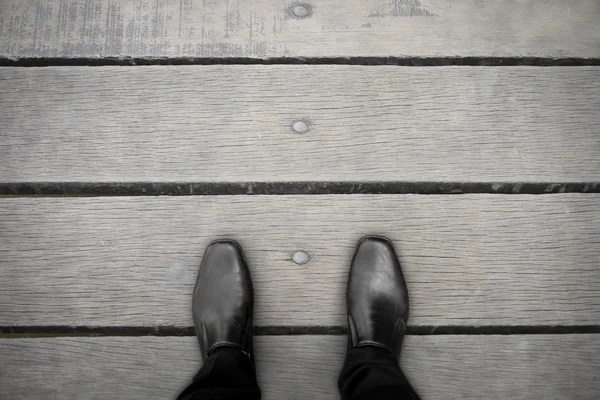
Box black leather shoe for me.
[346,235,409,361]
[193,240,254,364]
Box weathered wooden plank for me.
[1,194,598,327]
[1,66,599,183]
[1,335,598,399]
[1,0,599,59]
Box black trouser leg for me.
[338,346,421,400]
[177,347,261,400]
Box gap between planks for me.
[2,325,600,337]
[2,57,600,67]
[1,182,600,196]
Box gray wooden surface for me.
[1,194,598,327]
[1,66,599,183]
[2,2,599,399]
[1,0,599,59]
[1,335,599,400]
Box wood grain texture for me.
[1,66,599,183]
[1,335,599,399]
[1,0,599,59]
[1,194,599,327]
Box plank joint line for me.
[2,325,600,337]
[2,182,599,196]
[1,57,600,67]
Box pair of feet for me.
[193,235,410,367]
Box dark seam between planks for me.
[1,57,600,67]
[1,326,599,337]
[1,182,599,197]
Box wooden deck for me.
[1,1,599,399]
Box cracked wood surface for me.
[1,66,599,183]
[1,335,599,400]
[1,194,598,327]
[1,0,599,59]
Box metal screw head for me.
[292,251,310,265]
[292,4,310,18]
[292,120,310,133]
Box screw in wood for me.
[292,4,310,18]
[292,251,310,265]
[292,120,310,133]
